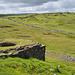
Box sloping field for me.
[0,57,75,75]
[0,13,75,75]
[0,16,75,57]
[7,12,75,33]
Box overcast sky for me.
[0,0,75,14]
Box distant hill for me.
[6,12,75,33]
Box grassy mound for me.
[0,57,75,75]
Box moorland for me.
[0,12,75,75]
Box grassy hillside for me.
[0,57,75,75]
[0,17,75,56]
[0,12,75,75]
[7,12,75,33]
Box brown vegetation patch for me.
[0,42,16,47]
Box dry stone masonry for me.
[0,43,46,61]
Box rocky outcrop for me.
[0,43,45,61]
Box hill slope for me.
[7,12,75,33]
[0,17,75,57]
[0,57,75,75]
[0,12,75,75]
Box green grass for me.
[7,12,75,33]
[0,39,34,51]
[0,12,75,75]
[0,57,75,75]
[0,18,75,56]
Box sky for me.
[0,0,75,14]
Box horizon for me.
[0,11,75,15]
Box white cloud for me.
[0,0,75,14]
[61,0,75,8]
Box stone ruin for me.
[0,43,45,61]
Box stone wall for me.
[0,43,46,61]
